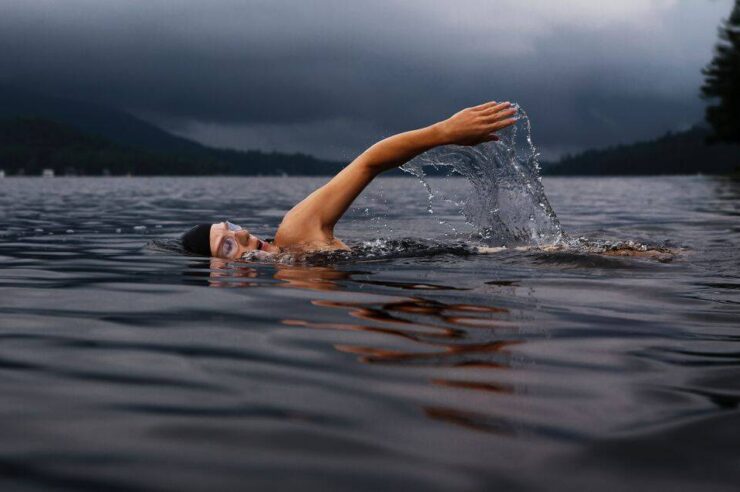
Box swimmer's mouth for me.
[257,240,265,251]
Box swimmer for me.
[181,101,518,259]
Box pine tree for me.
[702,0,740,143]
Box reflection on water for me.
[208,258,259,287]
[208,262,525,433]
[203,257,540,436]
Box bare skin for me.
[208,101,518,259]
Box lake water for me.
[0,175,739,491]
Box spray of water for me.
[401,105,563,247]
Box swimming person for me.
[181,101,518,259]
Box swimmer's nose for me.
[235,230,251,246]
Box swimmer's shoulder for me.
[273,233,350,254]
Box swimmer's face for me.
[209,221,273,259]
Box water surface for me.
[0,176,739,491]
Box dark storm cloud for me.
[0,0,732,159]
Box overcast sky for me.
[0,0,733,160]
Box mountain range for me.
[0,85,344,176]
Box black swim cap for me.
[181,223,212,256]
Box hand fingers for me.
[472,100,497,110]
[487,117,518,132]
[472,100,509,111]
[478,108,517,128]
[481,106,517,121]
[476,101,511,113]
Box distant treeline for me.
[3,117,737,177]
[543,126,739,176]
[0,117,344,176]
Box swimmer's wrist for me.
[427,122,451,146]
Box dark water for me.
[1,176,739,491]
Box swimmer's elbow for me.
[355,146,404,175]
[357,158,387,177]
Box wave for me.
[401,104,564,247]
[218,237,674,265]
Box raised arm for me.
[274,101,517,250]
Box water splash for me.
[401,105,563,247]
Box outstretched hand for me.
[436,101,518,146]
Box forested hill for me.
[0,117,344,176]
[543,126,739,176]
[0,85,208,154]
[0,86,344,176]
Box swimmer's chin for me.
[241,248,278,260]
